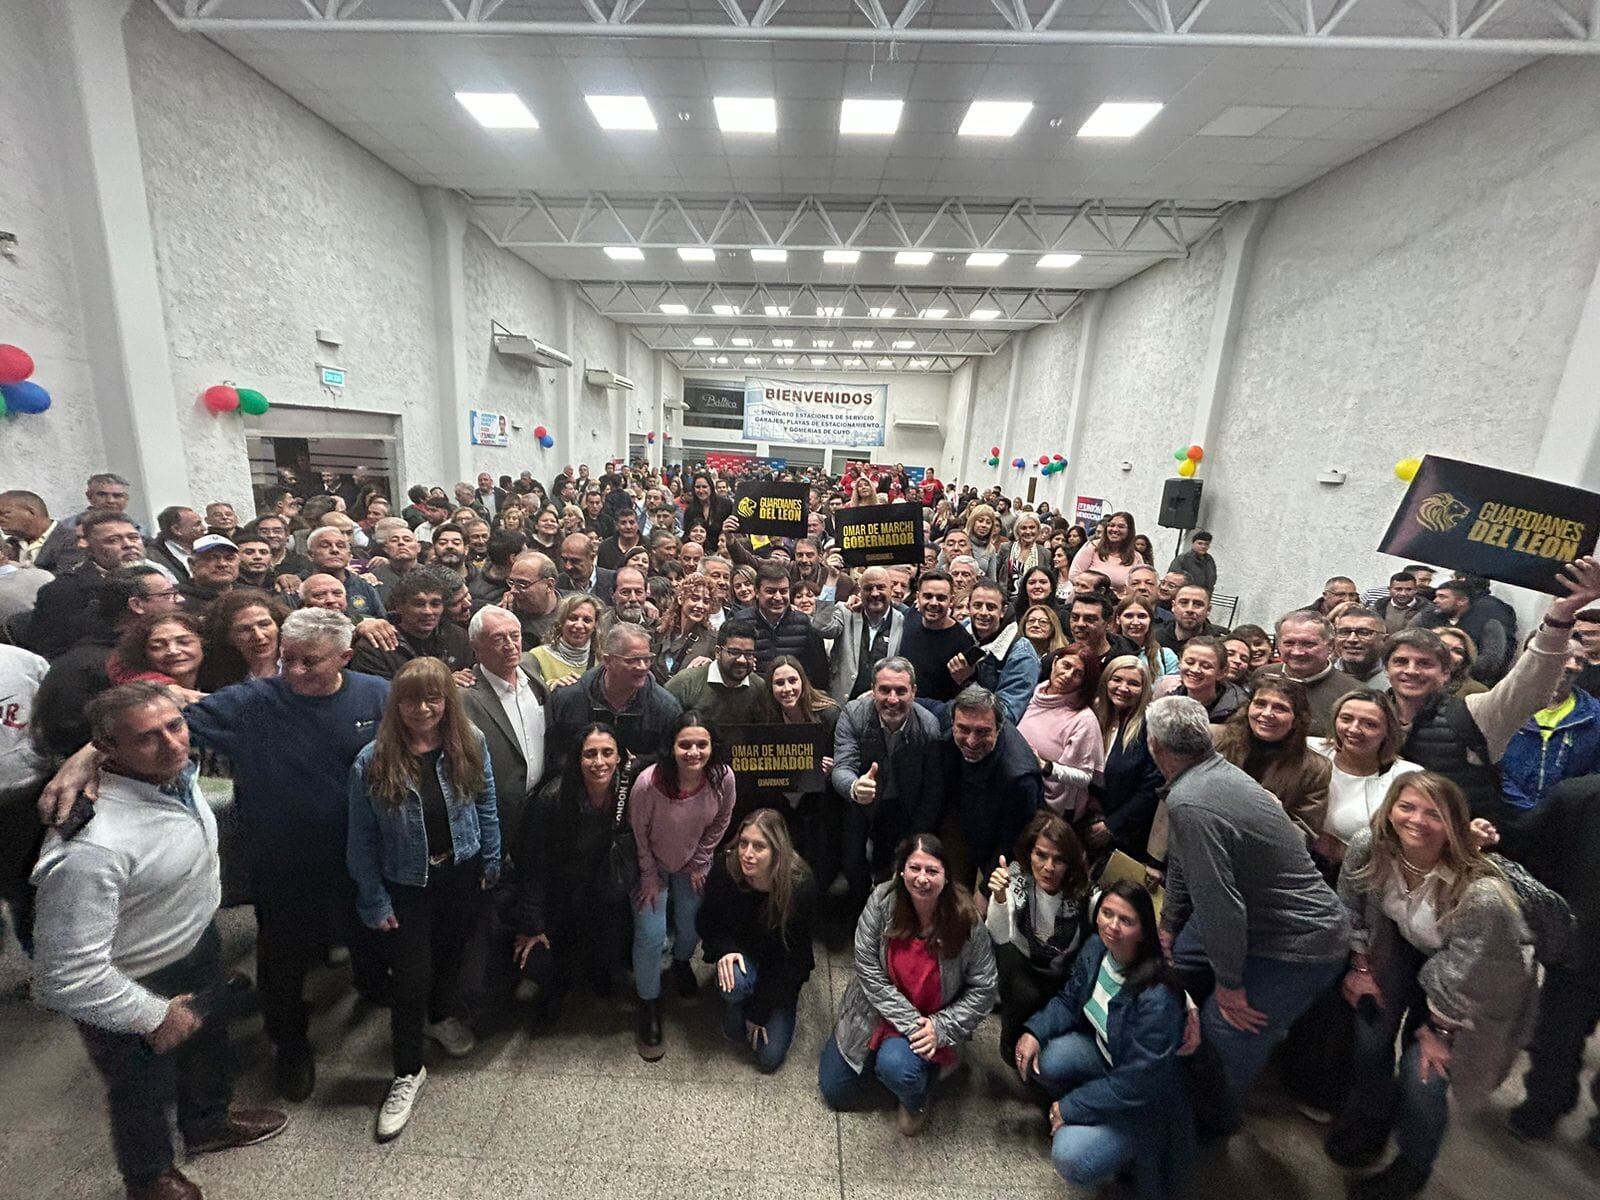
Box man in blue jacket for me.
[951,581,1039,724]
[1498,637,1600,825]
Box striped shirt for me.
[1083,954,1127,1063]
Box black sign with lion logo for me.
[1379,455,1600,594]
[732,481,809,538]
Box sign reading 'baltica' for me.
[742,376,888,447]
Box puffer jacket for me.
[734,603,829,690]
[831,881,998,1073]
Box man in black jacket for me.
[557,534,616,605]
[937,686,1042,891]
[547,622,682,763]
[348,567,472,680]
[735,561,828,690]
[23,512,151,659]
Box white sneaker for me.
[376,1068,425,1141]
[424,1016,476,1057]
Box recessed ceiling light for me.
[586,94,657,131]
[731,336,753,347]
[971,308,1001,320]
[1037,253,1082,269]
[712,356,731,365]
[839,98,903,136]
[813,338,834,348]
[918,307,948,319]
[959,100,1033,138]
[852,338,875,349]
[777,356,796,365]
[743,356,761,365]
[714,96,777,134]
[455,92,539,130]
[877,358,894,367]
[868,306,896,319]
[816,306,842,318]
[692,336,715,346]
[1077,101,1163,139]
[678,247,716,262]
[823,249,860,265]
[604,246,644,261]
[810,356,828,366]
[893,339,916,349]
[909,358,930,369]
[771,337,793,347]
[1196,105,1287,137]
[966,252,1008,267]
[711,304,739,315]
[659,303,689,315]
[764,306,790,318]
[895,251,933,266]
[750,248,788,263]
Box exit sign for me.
[320,366,346,388]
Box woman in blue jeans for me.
[1014,881,1194,1200]
[696,808,817,1072]
[628,711,736,1060]
[819,833,997,1136]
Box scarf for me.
[1005,865,1088,973]
[551,637,591,669]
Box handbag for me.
[605,769,640,901]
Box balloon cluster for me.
[1039,453,1067,476]
[1394,457,1421,482]
[201,384,271,416]
[534,424,555,449]
[1171,444,1204,478]
[0,345,51,416]
[646,431,656,444]
[986,445,1001,467]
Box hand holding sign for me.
[1550,556,1600,622]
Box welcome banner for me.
[1378,455,1600,594]
[742,377,887,447]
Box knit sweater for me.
[628,762,736,894]
[1017,684,1105,818]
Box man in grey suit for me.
[810,566,905,703]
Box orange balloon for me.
[1187,445,1204,462]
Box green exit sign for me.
[320,366,346,388]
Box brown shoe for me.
[127,1166,202,1200]
[186,1107,289,1156]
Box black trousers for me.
[0,781,45,953]
[994,942,1067,1063]
[1521,965,1600,1122]
[380,857,484,1076]
[785,789,844,894]
[78,923,231,1187]
[522,892,631,999]
[253,867,385,1054]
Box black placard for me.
[1378,455,1600,595]
[834,501,925,567]
[725,723,826,796]
[733,480,809,538]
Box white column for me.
[945,363,979,483]
[419,187,468,486]
[43,0,189,523]
[556,283,581,466]
[1534,252,1600,492]
[1055,291,1107,512]
[995,331,1029,480]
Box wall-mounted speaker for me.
[1159,477,1203,530]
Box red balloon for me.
[201,384,240,414]
[1187,445,1204,462]
[1053,453,1064,461]
[989,446,1000,456]
[533,425,548,439]
[1038,455,1050,466]
[0,345,33,386]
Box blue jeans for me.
[1181,930,1346,1133]
[1037,1032,1138,1187]
[719,961,797,1073]
[632,869,701,1001]
[818,1033,936,1114]
[1347,940,1449,1172]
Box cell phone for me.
[55,791,97,841]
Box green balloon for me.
[1173,448,1186,461]
[236,388,270,415]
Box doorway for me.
[243,405,399,516]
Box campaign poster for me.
[1378,455,1600,595]
[835,501,925,567]
[733,480,809,538]
[1075,495,1109,530]
[742,377,887,447]
[469,410,509,448]
[725,724,826,797]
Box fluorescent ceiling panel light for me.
[771,337,793,347]
[711,304,739,315]
[711,355,730,364]
[659,303,689,314]
[809,356,828,366]
[823,249,860,265]
[1196,105,1288,137]
[585,94,657,131]
[455,91,539,130]
[764,306,790,317]
[1077,101,1163,139]
[959,100,1033,138]
[750,248,788,263]
[852,338,875,349]
[839,98,903,135]
[918,307,948,319]
[692,336,715,346]
[1036,253,1081,269]
[877,358,894,367]
[714,96,777,134]
[966,252,1007,267]
[743,356,761,365]
[777,356,796,365]
[845,357,863,366]
[816,306,842,318]
[678,247,716,262]
[895,250,933,266]
[971,308,1002,320]
[909,358,930,369]
[868,307,896,318]
[731,337,753,347]
[604,246,644,261]
[893,339,916,349]
[813,338,834,348]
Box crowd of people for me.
[2,458,1598,1200]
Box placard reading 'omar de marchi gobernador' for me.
[741,377,887,447]
[725,724,826,797]
[835,502,926,567]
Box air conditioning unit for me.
[494,335,573,369]
[585,368,635,392]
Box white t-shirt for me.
[0,645,49,788]
[1308,737,1422,845]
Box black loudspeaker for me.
[1159,478,1203,530]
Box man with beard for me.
[1154,584,1227,654]
[896,570,976,708]
[596,509,644,572]
[504,551,562,646]
[664,619,769,727]
[234,529,277,590]
[430,524,472,582]
[1067,591,1139,671]
[249,514,313,589]
[558,533,616,604]
[811,565,905,702]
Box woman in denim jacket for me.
[347,657,500,1142]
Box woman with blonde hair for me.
[1326,772,1537,1200]
[1433,626,1488,698]
[526,593,599,685]
[1020,603,1070,661]
[963,503,1008,581]
[696,809,818,1072]
[1007,513,1048,590]
[731,563,758,609]
[348,657,500,1140]
[1089,656,1166,866]
[655,572,717,681]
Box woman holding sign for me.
[696,809,817,1072]
[761,655,841,882]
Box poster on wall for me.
[1377,455,1600,594]
[1075,495,1110,529]
[704,450,757,474]
[682,383,746,418]
[469,410,510,448]
[743,377,887,447]
[835,501,925,567]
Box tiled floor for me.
[1,907,1595,1199]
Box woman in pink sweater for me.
[629,710,736,1060]
[1018,644,1107,825]
[1066,510,1147,596]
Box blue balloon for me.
[539,433,554,448]
[0,380,50,414]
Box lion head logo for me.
[736,496,757,519]
[1416,492,1470,534]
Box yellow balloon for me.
[1394,457,1421,482]
[1177,458,1196,478]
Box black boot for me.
[1350,1157,1430,1200]
[530,986,565,1035]
[1325,1114,1390,1170]
[274,1046,315,1103]
[636,998,664,1061]
[670,959,699,998]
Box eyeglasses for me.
[1335,627,1382,640]
[504,577,548,592]
[142,588,181,600]
[609,654,655,669]
[720,649,758,662]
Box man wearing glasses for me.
[665,619,769,727]
[503,550,562,647]
[1332,607,1389,688]
[547,622,682,765]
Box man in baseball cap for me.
[181,535,240,609]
